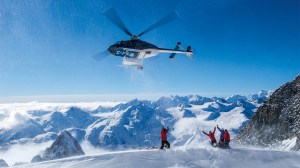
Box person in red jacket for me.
[224,129,231,147]
[160,126,170,150]
[202,127,217,146]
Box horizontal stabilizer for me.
[169,42,181,59]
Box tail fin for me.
[169,42,181,59]
[186,46,193,58]
[187,46,192,52]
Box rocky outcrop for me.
[236,75,300,150]
[31,155,43,163]
[31,130,85,162]
[0,159,8,167]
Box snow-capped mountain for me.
[86,103,176,149]
[0,159,8,167]
[236,75,300,150]
[0,91,269,151]
[32,130,84,162]
[42,107,98,133]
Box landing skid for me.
[121,56,144,70]
[137,66,143,70]
[117,64,143,70]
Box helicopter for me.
[94,7,193,70]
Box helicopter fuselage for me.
[108,39,159,59]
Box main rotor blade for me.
[138,11,179,37]
[92,50,111,61]
[103,7,133,36]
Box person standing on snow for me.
[224,129,231,147]
[160,126,170,150]
[217,125,225,144]
[202,127,217,146]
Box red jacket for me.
[224,131,230,141]
[203,127,216,142]
[161,128,169,141]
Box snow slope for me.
[12,145,300,168]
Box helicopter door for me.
[126,50,139,58]
[143,49,159,58]
[116,48,139,58]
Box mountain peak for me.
[0,159,8,167]
[32,130,85,162]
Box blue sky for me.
[0,0,299,102]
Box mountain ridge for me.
[0,91,269,150]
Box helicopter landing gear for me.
[137,66,144,70]
[122,56,144,70]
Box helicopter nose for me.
[108,45,115,54]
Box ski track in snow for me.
[11,146,300,168]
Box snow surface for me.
[11,145,300,168]
[278,137,298,151]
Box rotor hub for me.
[131,35,138,40]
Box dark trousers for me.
[160,141,170,149]
[211,140,217,146]
[219,140,230,148]
[224,140,230,147]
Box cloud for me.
[0,102,121,130]
[0,95,126,104]
[0,92,240,104]
[0,142,52,166]
[80,141,109,155]
[0,101,121,113]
